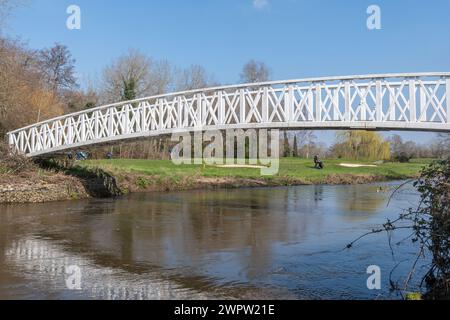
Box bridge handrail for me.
[7,72,450,135]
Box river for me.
[0,182,428,300]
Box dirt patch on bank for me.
[322,174,385,185]
[0,164,121,204]
[0,172,90,203]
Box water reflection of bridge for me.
[5,237,213,300]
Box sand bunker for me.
[340,163,378,168]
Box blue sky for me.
[5,0,450,144]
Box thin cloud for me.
[253,0,269,10]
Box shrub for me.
[0,141,34,173]
[395,152,412,163]
[136,176,150,189]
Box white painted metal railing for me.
[7,72,450,157]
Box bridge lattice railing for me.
[7,72,450,157]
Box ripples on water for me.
[0,182,429,300]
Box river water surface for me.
[0,182,427,300]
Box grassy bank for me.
[0,157,433,203]
[81,158,432,193]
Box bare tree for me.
[175,65,217,91]
[297,131,317,159]
[63,87,99,111]
[0,0,26,31]
[148,59,174,95]
[39,43,78,93]
[0,0,13,25]
[0,37,64,136]
[101,49,174,103]
[240,60,271,84]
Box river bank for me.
[0,171,385,204]
[0,162,121,204]
[0,171,89,203]
[0,158,430,204]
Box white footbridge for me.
[7,72,450,157]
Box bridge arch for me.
[7,72,450,157]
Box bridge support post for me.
[55,122,60,147]
[409,80,417,123]
[123,104,132,134]
[446,79,450,123]
[94,111,99,140]
[108,108,114,138]
[376,80,383,122]
[42,127,47,151]
[262,87,269,123]
[240,89,246,124]
[389,91,396,121]
[8,133,13,149]
[308,89,314,121]
[182,98,188,128]
[333,89,339,121]
[315,84,322,122]
[286,86,294,122]
[344,82,351,122]
[419,86,427,122]
[159,100,165,130]
[31,128,35,153]
[80,114,86,142]
[201,95,207,127]
[142,103,148,132]
[218,91,225,125]
[196,94,203,128]
[176,98,182,129]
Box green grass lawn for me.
[82,158,432,183]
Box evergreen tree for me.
[283,131,291,158]
[293,135,298,157]
[122,79,137,101]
